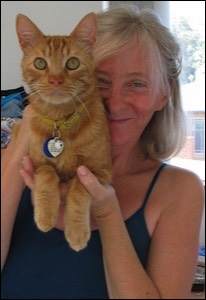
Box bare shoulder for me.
[161,164,204,213]
[163,164,204,191]
[146,164,204,298]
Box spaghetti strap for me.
[141,163,167,209]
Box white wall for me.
[1,1,103,90]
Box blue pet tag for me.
[43,137,64,158]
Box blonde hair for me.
[94,4,186,160]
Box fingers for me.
[19,160,114,205]
[22,104,33,118]
[77,165,118,220]
[19,156,69,200]
[77,166,104,197]
[77,165,115,201]
[19,156,34,189]
[13,105,32,154]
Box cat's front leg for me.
[33,164,60,232]
[64,176,91,251]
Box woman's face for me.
[96,44,166,151]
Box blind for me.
[109,1,154,9]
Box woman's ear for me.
[155,82,172,111]
[155,94,168,111]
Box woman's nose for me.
[104,87,126,113]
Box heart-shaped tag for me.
[43,137,64,158]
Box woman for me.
[1,5,204,299]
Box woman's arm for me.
[77,166,161,298]
[1,106,31,272]
[145,169,204,299]
[77,166,204,299]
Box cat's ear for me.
[71,13,96,48]
[16,14,44,50]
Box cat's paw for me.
[35,209,57,232]
[64,224,91,251]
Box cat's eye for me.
[66,57,80,70]
[34,57,47,70]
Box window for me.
[169,1,205,183]
[192,118,205,155]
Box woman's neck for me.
[111,142,145,177]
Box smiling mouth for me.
[108,118,132,124]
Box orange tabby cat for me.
[15,13,112,251]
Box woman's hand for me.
[21,159,118,219]
[77,166,118,219]
[20,156,69,231]
[20,156,69,200]
[13,104,33,154]
[19,156,34,189]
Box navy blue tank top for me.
[1,163,166,299]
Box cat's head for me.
[16,13,97,108]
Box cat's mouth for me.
[48,89,65,97]
[40,92,72,105]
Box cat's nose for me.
[49,76,64,87]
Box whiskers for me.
[28,83,70,105]
[74,94,92,123]
[27,83,93,123]
[26,84,44,104]
[82,89,110,120]
[14,89,30,106]
[67,88,93,123]
[29,83,43,96]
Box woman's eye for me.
[97,78,111,88]
[66,57,80,70]
[130,81,146,88]
[34,57,47,70]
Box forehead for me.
[96,44,149,78]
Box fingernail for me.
[78,166,87,176]
[22,156,26,165]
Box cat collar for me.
[40,107,84,131]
